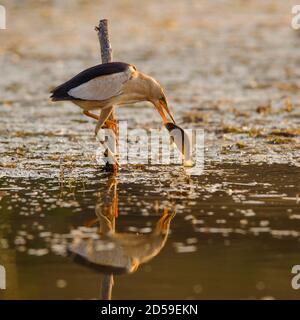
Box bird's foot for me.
[103,119,118,135]
[95,119,118,141]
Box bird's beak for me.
[155,100,176,125]
[156,208,176,234]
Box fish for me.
[165,122,194,167]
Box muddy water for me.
[0,164,300,299]
[0,0,300,299]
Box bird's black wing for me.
[50,62,135,101]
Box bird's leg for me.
[83,110,99,121]
[107,177,118,218]
[99,118,119,165]
[85,107,118,169]
[82,110,116,134]
[94,107,114,136]
[110,192,118,218]
[83,110,117,142]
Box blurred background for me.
[0,0,300,299]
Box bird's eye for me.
[160,96,167,104]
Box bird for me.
[50,62,176,135]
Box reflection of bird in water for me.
[68,176,175,300]
[68,208,175,274]
[50,62,175,135]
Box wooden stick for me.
[96,19,116,299]
[98,20,113,64]
[95,19,118,172]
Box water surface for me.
[1,0,300,300]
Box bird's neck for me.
[121,71,152,102]
[135,72,160,102]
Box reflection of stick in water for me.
[70,176,117,300]
[98,176,117,300]
[101,273,114,300]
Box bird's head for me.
[146,77,176,124]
